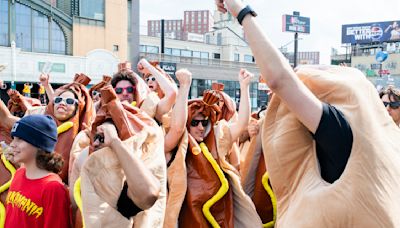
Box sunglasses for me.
[383,101,400,109]
[145,77,156,82]
[54,96,78,105]
[92,91,101,97]
[115,86,135,94]
[190,119,209,127]
[93,134,104,144]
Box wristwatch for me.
[237,5,257,25]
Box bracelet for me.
[237,5,257,25]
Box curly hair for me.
[36,150,64,174]
[379,86,400,102]
[111,70,137,88]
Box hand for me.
[176,69,192,87]
[215,0,245,17]
[39,74,50,87]
[137,58,152,75]
[248,119,259,138]
[238,68,254,88]
[96,123,120,147]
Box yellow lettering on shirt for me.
[6,191,44,219]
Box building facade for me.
[0,1,268,110]
[147,20,184,40]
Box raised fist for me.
[176,69,192,87]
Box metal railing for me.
[140,52,259,69]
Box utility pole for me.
[130,0,140,68]
[161,19,165,54]
[293,11,300,68]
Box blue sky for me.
[141,0,400,64]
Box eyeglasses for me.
[383,101,400,109]
[54,96,78,105]
[115,86,135,94]
[190,119,209,127]
[145,77,156,82]
[92,91,101,97]
[93,134,104,144]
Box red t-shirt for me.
[4,168,72,228]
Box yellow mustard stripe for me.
[74,177,85,228]
[199,142,229,228]
[57,121,74,135]
[262,172,277,228]
[0,154,16,228]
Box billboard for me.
[282,15,310,34]
[342,21,400,44]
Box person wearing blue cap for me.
[5,114,71,228]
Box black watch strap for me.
[237,5,257,25]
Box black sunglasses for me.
[145,77,156,82]
[115,86,135,94]
[190,119,209,127]
[54,96,77,105]
[383,101,400,109]
[93,134,104,144]
[92,91,101,97]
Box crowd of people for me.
[0,0,400,227]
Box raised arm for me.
[0,99,19,129]
[164,69,192,158]
[99,123,161,210]
[39,74,55,102]
[138,59,178,121]
[229,69,253,142]
[216,0,322,133]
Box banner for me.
[282,15,310,34]
[342,21,400,44]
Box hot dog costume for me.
[263,65,400,227]
[164,90,261,228]
[240,113,276,228]
[73,85,166,228]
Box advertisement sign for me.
[38,62,65,73]
[282,15,310,34]
[159,62,176,78]
[342,21,400,44]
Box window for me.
[217,33,222,46]
[139,45,146,52]
[0,0,8,46]
[80,0,105,20]
[15,3,32,51]
[146,45,159,54]
[165,48,172,55]
[192,51,201,58]
[200,52,209,59]
[181,50,191,57]
[205,35,210,44]
[213,53,221,59]
[244,55,254,63]
[234,53,240,62]
[51,21,66,54]
[171,48,181,56]
[33,11,49,53]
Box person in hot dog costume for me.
[0,74,94,184]
[239,109,276,228]
[72,85,166,228]
[216,0,400,226]
[111,61,177,123]
[165,69,262,228]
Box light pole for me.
[11,40,16,89]
[130,0,140,68]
